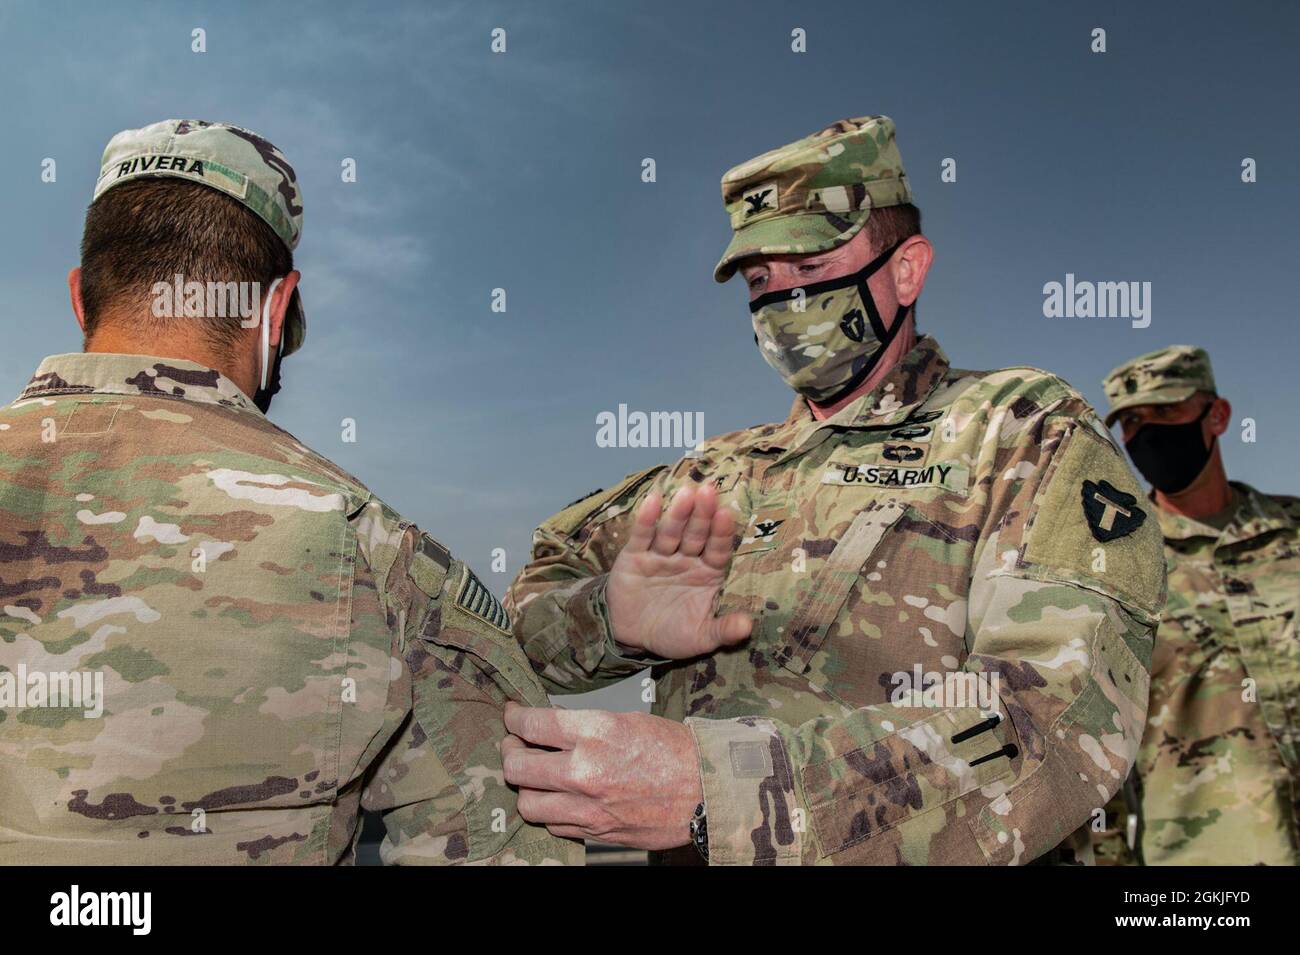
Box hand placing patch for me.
[1081,479,1147,542]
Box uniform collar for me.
[16,353,262,415]
[1157,481,1292,547]
[751,335,951,457]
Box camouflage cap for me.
[92,119,306,355]
[713,115,912,283]
[1102,345,1216,427]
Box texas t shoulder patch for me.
[456,565,510,632]
[1020,424,1166,618]
[1081,479,1147,542]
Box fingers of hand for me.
[544,825,594,841]
[650,485,697,556]
[502,739,569,792]
[626,491,664,553]
[710,610,753,647]
[677,484,717,557]
[702,502,740,568]
[503,703,575,750]
[516,789,592,829]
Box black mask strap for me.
[817,300,912,407]
[1130,400,1213,441]
[817,241,912,406]
[253,340,284,413]
[747,240,913,406]
[748,240,903,313]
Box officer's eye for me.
[746,274,767,291]
[797,262,823,274]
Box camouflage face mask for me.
[749,241,909,404]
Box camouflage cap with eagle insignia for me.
[713,115,912,282]
[92,119,307,355]
[1102,345,1217,427]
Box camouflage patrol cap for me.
[713,115,912,283]
[92,119,307,355]
[1102,345,1216,427]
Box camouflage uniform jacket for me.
[0,353,580,866]
[1099,483,1300,865]
[507,336,1165,865]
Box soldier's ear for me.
[266,270,300,348]
[893,235,933,307]
[1208,397,1231,438]
[68,267,86,332]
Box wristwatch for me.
[689,801,709,862]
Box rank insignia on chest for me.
[738,508,787,554]
[1081,479,1147,542]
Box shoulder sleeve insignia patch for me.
[1082,479,1147,542]
[456,565,511,632]
[1021,424,1165,619]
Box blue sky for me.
[2,0,1296,710]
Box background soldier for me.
[0,120,578,865]
[500,116,1165,864]
[1095,345,1299,865]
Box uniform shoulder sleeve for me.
[418,559,551,708]
[536,465,667,543]
[505,464,669,694]
[358,503,578,865]
[1011,409,1167,621]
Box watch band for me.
[689,801,709,862]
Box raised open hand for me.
[605,481,752,660]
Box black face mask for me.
[1124,404,1214,494]
[253,345,284,414]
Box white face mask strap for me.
[260,277,284,393]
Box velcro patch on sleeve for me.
[456,564,510,632]
[1022,425,1166,617]
[408,532,452,600]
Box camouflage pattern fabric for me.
[713,115,912,282]
[1094,483,1300,865]
[0,353,580,866]
[507,335,1165,865]
[1102,345,1215,428]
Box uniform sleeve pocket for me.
[419,617,551,709]
[409,603,549,860]
[416,561,550,708]
[803,707,1015,857]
